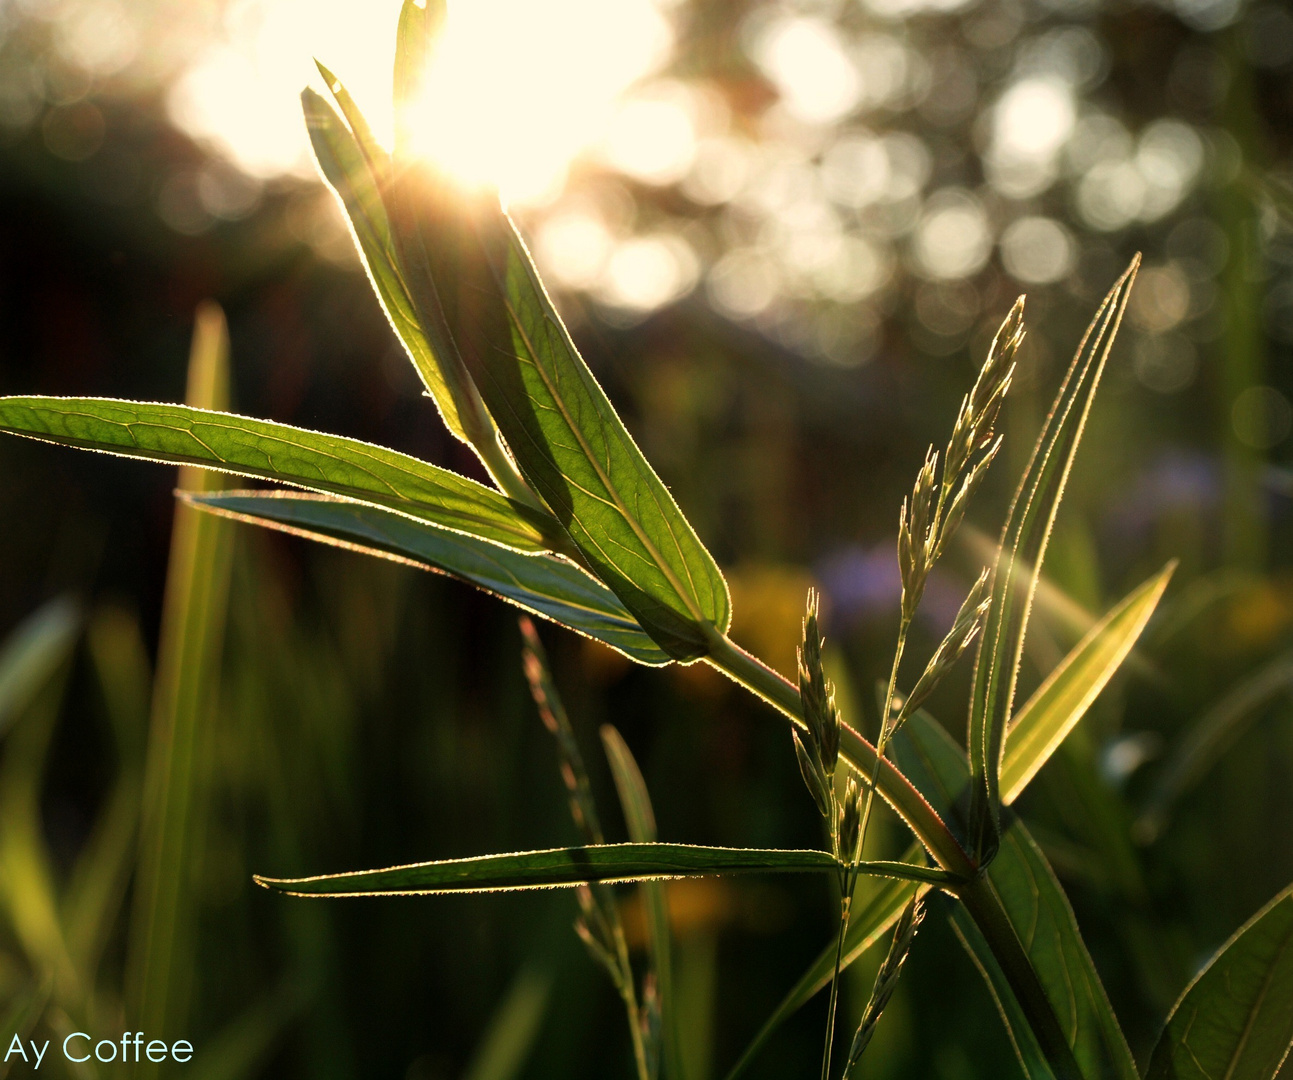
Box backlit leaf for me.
[255,842,955,897]
[1002,561,1174,803]
[968,256,1140,862]
[0,396,556,554]
[1145,882,1293,1080]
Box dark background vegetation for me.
[1,0,1293,1075]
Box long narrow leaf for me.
[1145,882,1293,1080]
[601,726,683,1080]
[64,607,151,979]
[1002,561,1174,802]
[255,843,956,897]
[0,396,557,553]
[302,88,465,439]
[463,966,552,1080]
[968,256,1140,862]
[186,490,669,664]
[0,597,79,738]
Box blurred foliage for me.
[1,0,1293,1076]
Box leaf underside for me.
[185,490,669,665]
[0,397,553,554]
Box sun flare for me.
[170,0,675,205]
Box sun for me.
[170,0,676,206]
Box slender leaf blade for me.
[949,903,1057,1080]
[601,726,683,1080]
[301,88,474,444]
[1002,561,1174,803]
[186,490,668,665]
[968,256,1141,861]
[0,396,555,553]
[0,597,79,739]
[1145,883,1293,1080]
[255,843,954,897]
[463,966,552,1080]
[483,213,731,660]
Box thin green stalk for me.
[611,915,653,1080]
[701,630,976,881]
[820,892,851,1080]
[957,875,1084,1080]
[124,303,236,1076]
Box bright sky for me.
[168,0,676,204]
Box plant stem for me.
[957,874,1084,1080]
[820,890,852,1080]
[607,896,653,1080]
[702,631,976,880]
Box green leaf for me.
[186,490,668,665]
[1001,561,1175,803]
[301,88,465,441]
[1136,648,1293,844]
[393,0,444,133]
[0,596,79,739]
[463,966,552,1080]
[722,845,923,1080]
[255,842,954,897]
[0,975,51,1079]
[65,607,150,980]
[968,256,1141,862]
[901,712,1137,1080]
[0,395,556,554]
[1145,882,1293,1080]
[601,726,683,1080]
[392,174,729,660]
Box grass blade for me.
[1002,561,1175,803]
[0,597,79,738]
[0,607,79,1006]
[602,725,684,1080]
[254,842,957,897]
[0,975,51,1080]
[968,256,1141,862]
[1145,882,1293,1080]
[723,848,923,1080]
[1135,649,1293,843]
[125,303,237,1072]
[0,396,559,554]
[185,490,668,665]
[463,966,552,1080]
[64,607,150,981]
